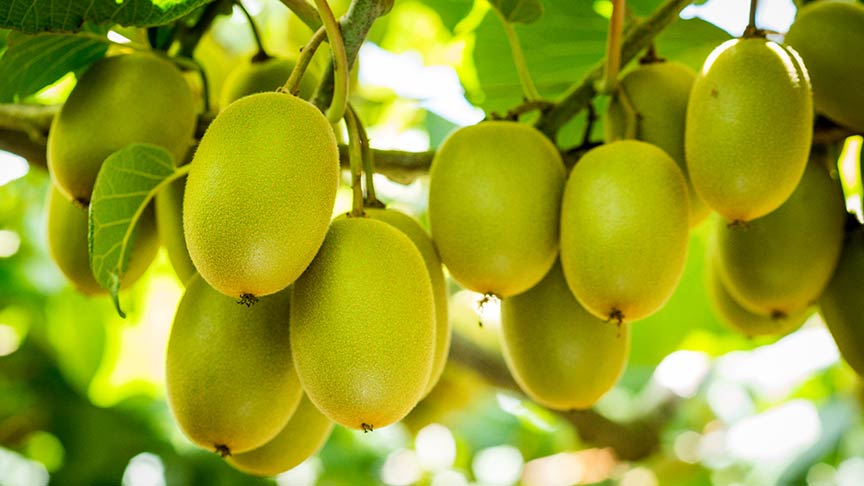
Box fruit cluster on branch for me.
[2,0,864,479]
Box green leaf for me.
[88,143,178,318]
[0,33,108,103]
[469,0,729,113]
[414,0,474,32]
[489,0,544,24]
[0,0,213,34]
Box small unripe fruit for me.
[429,121,565,298]
[45,185,158,295]
[155,175,196,286]
[501,261,629,410]
[686,37,813,222]
[785,0,864,132]
[820,229,864,378]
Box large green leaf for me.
[0,0,213,34]
[88,143,179,318]
[489,0,544,24]
[414,0,473,32]
[469,0,729,113]
[0,32,108,102]
[470,0,606,112]
[652,13,730,72]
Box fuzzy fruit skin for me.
[183,92,338,298]
[501,261,630,410]
[707,251,808,337]
[290,217,435,431]
[820,230,864,378]
[785,1,864,132]
[366,208,450,396]
[48,53,196,204]
[428,121,565,297]
[715,161,845,317]
[46,185,158,295]
[219,57,319,108]
[155,175,196,286]
[166,274,302,455]
[227,394,334,477]
[685,38,812,222]
[606,61,709,226]
[560,140,690,322]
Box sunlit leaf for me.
[0,0,213,34]
[0,32,108,102]
[414,0,474,32]
[88,144,178,318]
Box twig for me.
[175,0,229,58]
[234,0,271,61]
[601,0,626,94]
[0,104,435,180]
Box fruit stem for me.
[748,0,758,32]
[495,10,541,102]
[615,84,640,140]
[742,0,764,37]
[349,104,384,208]
[638,43,664,64]
[488,99,555,121]
[176,0,226,59]
[313,0,350,124]
[234,0,271,62]
[283,26,327,97]
[580,102,598,147]
[173,56,212,113]
[601,0,626,94]
[344,105,366,217]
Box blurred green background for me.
[2,0,864,485]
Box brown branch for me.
[337,145,432,183]
[0,103,55,142]
[0,104,432,180]
[0,129,47,168]
[448,332,677,461]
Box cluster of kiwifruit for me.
[40,0,864,477]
